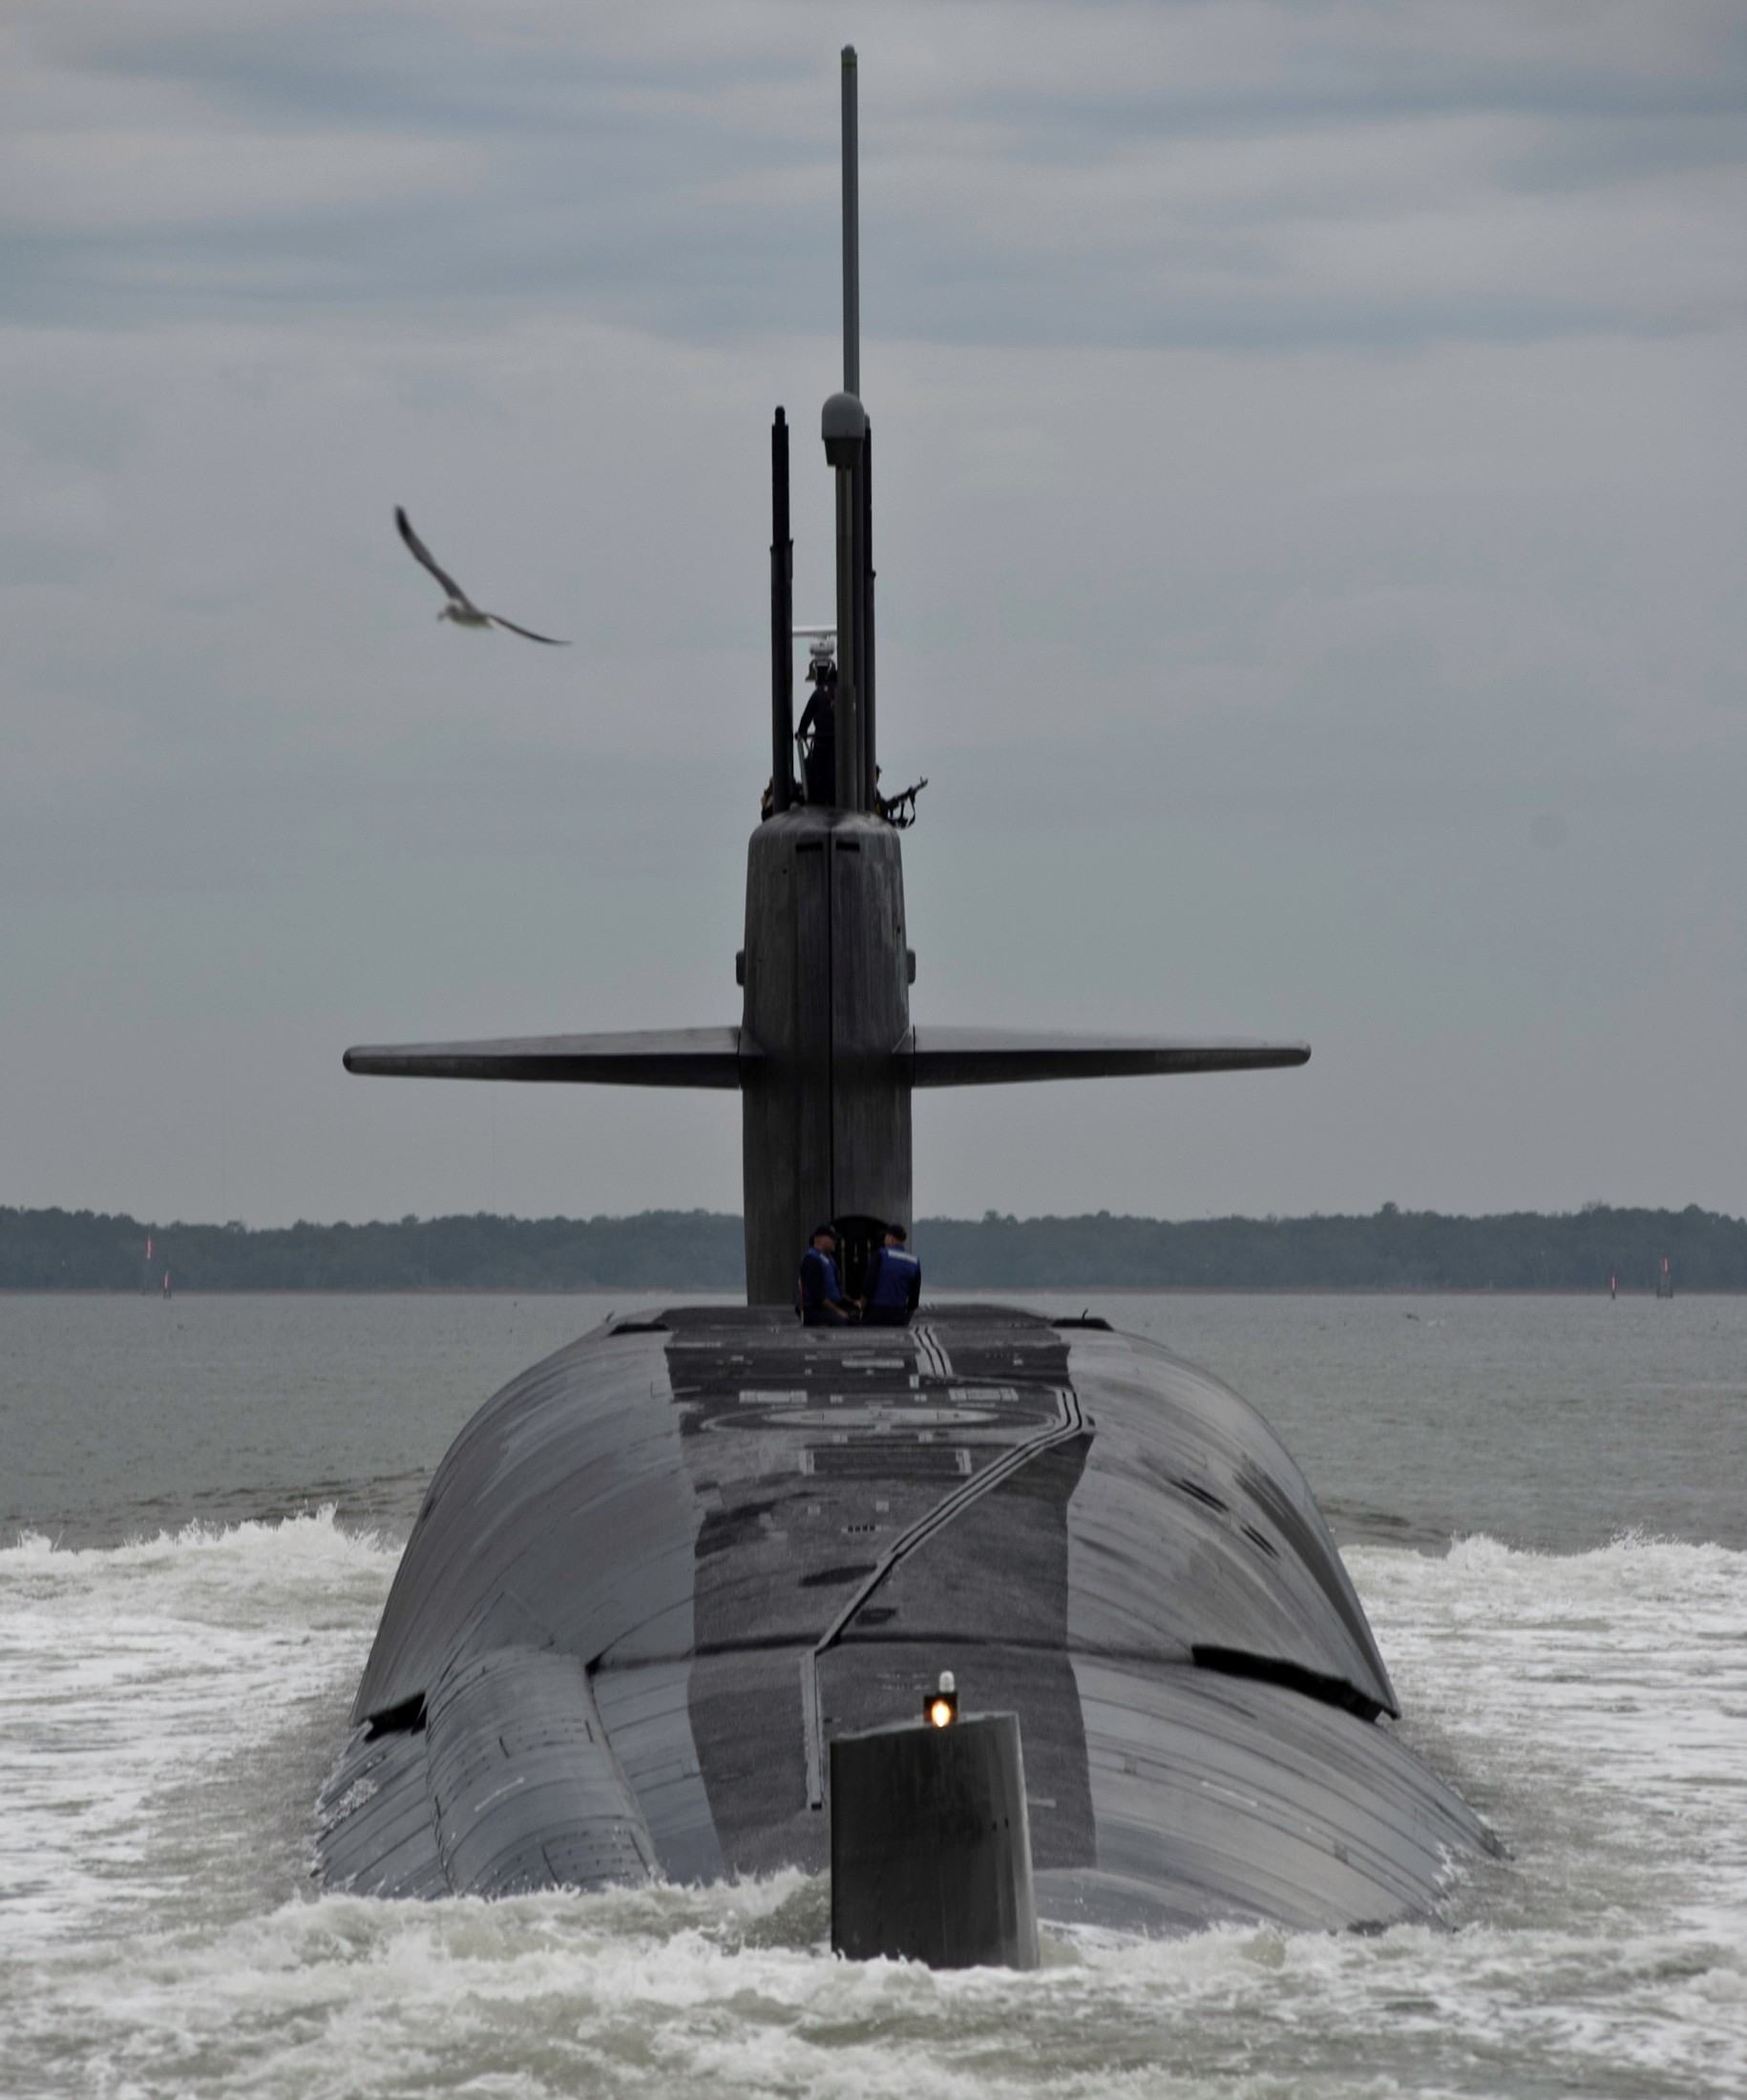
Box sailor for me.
[859,1224,921,1327]
[796,650,837,805]
[797,1224,855,1325]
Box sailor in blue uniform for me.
[859,1224,921,1327]
[797,1224,855,1325]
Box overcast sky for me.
[4,1,1744,1228]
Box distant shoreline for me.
[3,1285,1738,1298]
[5,1203,1742,1294]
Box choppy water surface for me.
[2,1292,1743,2097]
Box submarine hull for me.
[317,1304,1488,1933]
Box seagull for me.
[395,507,569,644]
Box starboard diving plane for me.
[318,49,1491,1934]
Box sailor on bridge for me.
[795,641,837,806]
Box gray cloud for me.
[1,4,1744,1227]
[4,4,1742,346]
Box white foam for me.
[1345,1535,1747,2090]
[1354,1532,1747,1906]
[0,1509,396,1944]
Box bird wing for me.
[485,613,570,646]
[396,507,477,612]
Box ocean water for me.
[2,1292,1743,2098]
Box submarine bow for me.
[324,45,1489,1932]
[318,1306,1488,1930]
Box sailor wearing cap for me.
[797,1223,855,1325]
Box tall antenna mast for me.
[841,46,859,396]
[824,45,869,808]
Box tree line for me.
[3,1201,1741,1292]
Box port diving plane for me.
[318,50,1490,1934]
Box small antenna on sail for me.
[770,408,792,812]
[842,46,859,397]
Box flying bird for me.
[395,507,569,644]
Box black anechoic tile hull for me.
[316,1304,1490,1928]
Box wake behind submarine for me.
[318,50,1489,1936]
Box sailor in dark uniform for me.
[796,654,837,806]
[859,1224,921,1326]
[797,1224,855,1325]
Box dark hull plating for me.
[317,1305,1489,1932]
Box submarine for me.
[317,49,1489,1935]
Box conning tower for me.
[344,47,1308,1300]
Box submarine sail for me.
[319,47,1489,1930]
